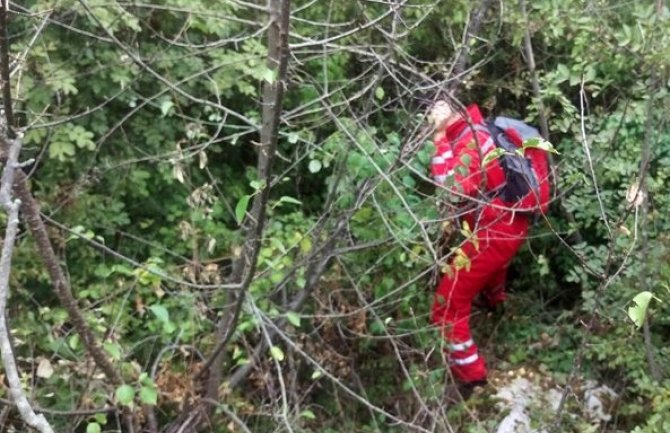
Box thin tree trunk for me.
[638,0,664,382]
[205,0,291,399]
[519,0,584,244]
[164,1,292,432]
[448,0,493,94]
[519,0,549,139]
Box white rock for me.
[496,407,531,433]
[584,383,618,422]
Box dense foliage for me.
[2,1,669,432]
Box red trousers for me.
[431,212,529,383]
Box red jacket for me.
[430,104,510,223]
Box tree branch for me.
[0,126,54,433]
[1,2,131,428]
[0,1,14,130]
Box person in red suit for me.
[427,100,540,392]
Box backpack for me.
[467,117,552,214]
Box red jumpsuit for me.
[430,105,529,383]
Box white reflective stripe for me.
[448,339,474,352]
[434,174,446,184]
[440,150,454,160]
[432,156,445,165]
[480,137,495,154]
[450,353,479,366]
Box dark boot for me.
[443,379,488,406]
[473,292,506,313]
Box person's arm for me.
[428,100,486,195]
[443,129,486,196]
[431,133,455,185]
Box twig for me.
[253,307,436,433]
[0,397,116,416]
[0,0,15,130]
[579,81,612,239]
[42,214,242,291]
[552,78,644,429]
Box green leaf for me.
[269,346,285,361]
[311,370,322,380]
[308,159,322,173]
[235,195,251,225]
[115,384,135,406]
[483,148,506,166]
[627,291,659,328]
[49,141,76,161]
[160,99,174,116]
[163,321,177,335]
[86,422,102,433]
[69,126,95,150]
[94,413,107,425]
[300,409,316,420]
[249,180,266,191]
[555,64,570,83]
[375,86,385,100]
[262,67,277,84]
[369,319,385,335]
[139,385,158,405]
[149,304,169,323]
[68,334,80,350]
[103,342,122,361]
[288,132,299,144]
[523,137,559,154]
[278,196,302,206]
[286,311,301,327]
